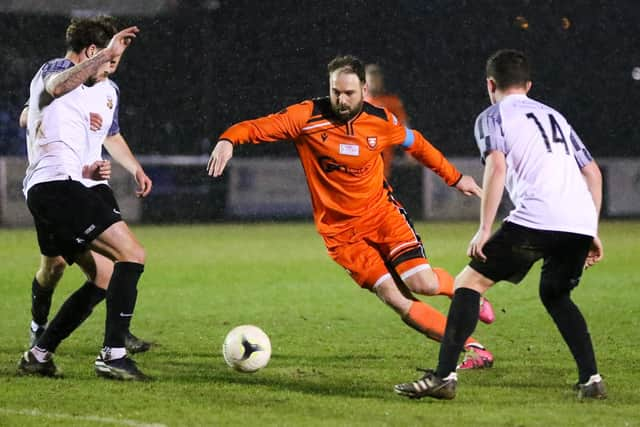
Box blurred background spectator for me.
[365,63,410,180]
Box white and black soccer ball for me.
[222,325,271,373]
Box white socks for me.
[30,320,44,332]
[443,372,458,382]
[101,346,127,361]
[583,373,603,386]
[30,346,51,363]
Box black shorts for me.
[27,180,122,264]
[469,221,593,284]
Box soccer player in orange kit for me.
[208,55,495,369]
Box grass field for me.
[1,221,638,426]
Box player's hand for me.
[106,26,139,58]
[89,112,103,131]
[467,228,491,261]
[134,168,153,198]
[207,140,234,177]
[82,160,111,181]
[455,175,483,198]
[584,235,604,269]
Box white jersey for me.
[23,58,120,196]
[81,78,120,187]
[474,94,598,236]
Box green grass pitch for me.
[1,221,638,426]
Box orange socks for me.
[433,267,454,297]
[403,300,481,347]
[403,301,446,342]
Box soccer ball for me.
[222,325,271,373]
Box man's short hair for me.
[65,16,118,53]
[328,55,366,83]
[486,49,531,90]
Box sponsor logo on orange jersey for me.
[318,156,371,176]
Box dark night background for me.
[1,0,639,159]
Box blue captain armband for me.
[401,127,415,148]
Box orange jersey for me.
[220,98,461,235]
[364,93,409,178]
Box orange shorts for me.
[323,197,430,290]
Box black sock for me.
[31,278,55,326]
[541,293,598,383]
[436,287,481,378]
[104,262,144,348]
[37,281,106,353]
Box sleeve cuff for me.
[449,173,463,187]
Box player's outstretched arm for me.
[404,129,479,194]
[104,133,152,198]
[581,160,603,217]
[207,140,234,177]
[468,151,505,261]
[46,26,139,98]
[454,175,483,198]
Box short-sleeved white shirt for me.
[23,58,120,196]
[474,94,598,236]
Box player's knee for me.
[539,275,579,307]
[421,278,440,295]
[411,282,439,296]
[405,271,439,295]
[125,243,145,265]
[454,267,492,294]
[374,280,412,315]
[539,281,567,307]
[111,236,145,264]
[39,258,66,286]
[93,268,111,289]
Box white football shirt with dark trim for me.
[23,59,120,195]
[474,94,598,236]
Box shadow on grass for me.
[2,343,579,401]
[140,350,401,399]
